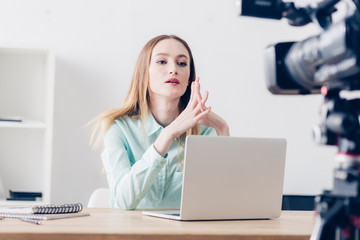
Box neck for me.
[149,96,180,127]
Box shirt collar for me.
[145,111,164,136]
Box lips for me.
[165,78,180,84]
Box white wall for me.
[0,0,338,204]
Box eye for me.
[157,60,166,64]
[178,62,187,67]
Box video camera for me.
[239,0,360,95]
[239,0,360,156]
[238,1,360,239]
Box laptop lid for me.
[180,136,287,220]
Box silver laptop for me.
[143,135,287,221]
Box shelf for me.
[0,120,46,129]
[0,46,54,205]
[0,200,46,207]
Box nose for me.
[169,62,178,75]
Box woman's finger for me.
[192,101,204,115]
[195,77,200,84]
[194,106,211,121]
[202,90,208,101]
[194,77,205,110]
[201,91,209,111]
[188,81,196,106]
[195,77,201,99]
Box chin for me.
[165,90,186,98]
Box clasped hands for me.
[155,77,229,157]
[169,77,230,138]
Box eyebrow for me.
[154,53,188,59]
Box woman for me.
[90,35,229,210]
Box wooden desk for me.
[0,208,314,240]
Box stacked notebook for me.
[0,203,89,220]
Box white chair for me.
[87,188,110,208]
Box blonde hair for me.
[89,35,199,153]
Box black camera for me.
[239,0,360,95]
[238,1,360,239]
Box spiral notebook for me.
[0,203,83,214]
[0,203,89,220]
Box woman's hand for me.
[166,79,211,138]
[153,78,211,156]
[194,78,230,136]
[198,110,230,136]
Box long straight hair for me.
[89,35,199,150]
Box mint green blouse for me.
[101,112,216,210]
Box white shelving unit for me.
[0,47,54,206]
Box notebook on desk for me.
[0,203,90,221]
[143,135,287,221]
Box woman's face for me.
[148,39,190,101]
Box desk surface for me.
[0,208,315,240]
